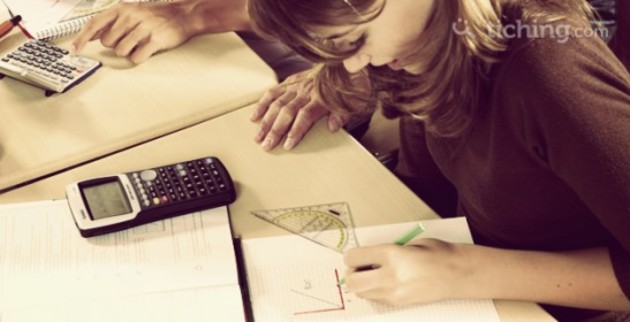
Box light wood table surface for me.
[0,28,276,192]
[0,105,556,322]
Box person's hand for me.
[342,239,463,306]
[250,69,350,151]
[72,0,251,64]
[72,2,194,64]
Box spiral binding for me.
[37,15,93,40]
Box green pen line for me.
[338,223,425,286]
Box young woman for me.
[247,0,630,320]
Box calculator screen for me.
[81,179,132,220]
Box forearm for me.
[457,244,630,310]
[183,0,252,37]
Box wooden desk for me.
[0,105,555,322]
[0,30,276,192]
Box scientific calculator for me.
[0,39,101,96]
[66,156,237,237]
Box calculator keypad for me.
[0,40,101,93]
[130,158,230,208]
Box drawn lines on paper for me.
[291,269,346,316]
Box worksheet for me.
[1,285,245,322]
[243,218,502,322]
[0,200,240,312]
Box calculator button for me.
[140,170,158,181]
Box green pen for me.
[338,223,425,286]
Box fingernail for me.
[284,138,296,150]
[254,128,265,143]
[250,110,259,121]
[329,116,342,131]
[262,138,273,150]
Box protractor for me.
[251,202,358,253]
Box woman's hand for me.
[342,239,463,306]
[251,69,349,151]
[344,239,630,311]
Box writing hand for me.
[250,69,349,151]
[343,239,461,306]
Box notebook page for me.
[30,0,122,38]
[60,0,119,21]
[0,200,239,311]
[243,218,501,322]
[3,0,83,37]
[2,285,245,322]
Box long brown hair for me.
[249,0,594,137]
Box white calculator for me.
[0,39,101,96]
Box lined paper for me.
[2,285,245,322]
[0,200,242,319]
[243,218,501,322]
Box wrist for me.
[448,244,506,300]
[186,0,251,36]
[162,0,203,39]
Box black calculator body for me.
[66,157,236,237]
[0,39,101,96]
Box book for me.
[0,199,501,322]
[3,0,167,40]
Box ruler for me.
[251,202,359,253]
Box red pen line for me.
[335,268,346,310]
[292,269,347,316]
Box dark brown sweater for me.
[395,13,630,322]
[610,0,629,69]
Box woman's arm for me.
[343,240,630,310]
[459,244,630,310]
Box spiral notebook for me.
[3,0,169,40]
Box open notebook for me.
[3,0,167,40]
[242,217,502,322]
[0,199,501,322]
[0,200,246,322]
